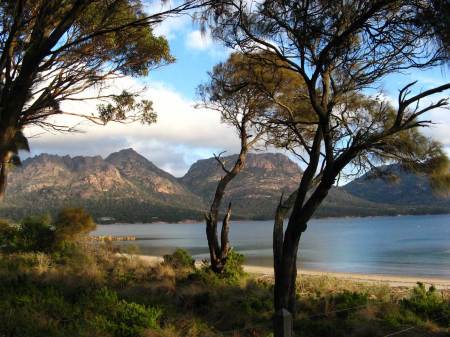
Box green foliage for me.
[195,250,246,286]
[76,0,174,77]
[163,248,195,270]
[0,284,161,337]
[0,225,448,337]
[0,219,19,251]
[97,91,157,125]
[376,283,450,330]
[53,208,96,245]
[91,287,162,337]
[380,303,425,328]
[332,291,368,319]
[0,196,205,224]
[222,249,245,281]
[401,282,450,325]
[19,214,54,252]
[0,209,96,253]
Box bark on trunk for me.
[205,148,248,273]
[0,162,7,201]
[273,169,340,337]
[277,229,302,313]
[205,202,233,273]
[0,127,16,202]
[273,195,285,311]
[220,202,232,259]
[0,146,12,202]
[205,213,221,271]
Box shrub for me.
[222,249,245,282]
[163,248,195,270]
[0,209,96,253]
[380,303,423,327]
[0,283,162,337]
[19,214,54,252]
[54,208,96,245]
[92,287,162,337]
[193,249,246,287]
[332,291,368,319]
[401,282,450,326]
[0,220,19,252]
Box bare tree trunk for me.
[205,150,247,273]
[206,202,233,273]
[205,213,221,271]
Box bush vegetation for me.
[0,211,448,337]
[163,248,195,270]
[0,208,95,253]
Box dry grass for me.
[1,243,449,337]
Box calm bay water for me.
[91,214,450,278]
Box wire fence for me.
[215,303,371,336]
[213,303,449,337]
[381,313,449,337]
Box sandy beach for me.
[131,254,450,290]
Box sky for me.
[24,2,450,177]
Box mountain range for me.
[0,148,448,222]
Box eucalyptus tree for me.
[197,53,276,273]
[415,0,450,58]
[0,0,205,200]
[201,0,450,330]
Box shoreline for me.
[131,254,450,290]
[97,212,450,225]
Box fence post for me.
[274,308,293,337]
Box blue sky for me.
[26,7,450,177]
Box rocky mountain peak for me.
[2,150,448,223]
[106,148,143,160]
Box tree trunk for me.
[276,228,302,313]
[0,125,17,199]
[273,195,285,311]
[205,149,248,273]
[205,202,232,273]
[0,161,7,201]
[0,135,12,202]
[273,170,339,336]
[220,202,232,259]
[205,213,221,272]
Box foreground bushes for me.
[0,283,161,337]
[0,244,449,337]
[0,208,95,253]
[163,248,195,270]
[401,282,450,326]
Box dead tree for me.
[198,53,273,272]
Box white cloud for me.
[24,78,241,177]
[422,106,450,148]
[375,84,450,154]
[142,0,192,40]
[185,30,213,50]
[153,15,191,41]
[185,29,233,60]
